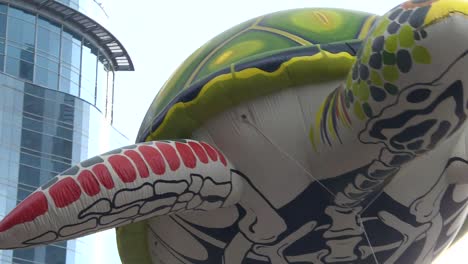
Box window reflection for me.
[35,66,58,90]
[8,7,35,23]
[6,8,35,81]
[36,55,59,72]
[13,248,35,264]
[38,16,61,34]
[37,17,60,58]
[0,11,5,72]
[7,17,35,48]
[6,56,33,80]
[18,164,40,189]
[35,54,59,90]
[0,13,6,38]
[7,44,34,63]
[96,57,108,112]
[0,4,6,14]
[0,39,4,72]
[81,41,97,104]
[45,242,67,264]
[60,65,80,96]
[62,66,80,85]
[61,28,81,70]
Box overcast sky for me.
[81,1,466,263]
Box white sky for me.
[82,1,467,263]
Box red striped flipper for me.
[0,140,243,249]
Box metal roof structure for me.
[2,0,134,71]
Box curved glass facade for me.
[0,3,114,115]
[0,74,128,264]
[0,1,130,264]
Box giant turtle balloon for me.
[1,0,468,263]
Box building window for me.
[0,39,5,72]
[61,28,81,70]
[0,10,6,38]
[60,28,81,95]
[13,248,35,264]
[36,54,59,72]
[35,54,59,90]
[6,7,35,81]
[0,3,7,14]
[18,165,41,189]
[60,65,80,96]
[7,11,35,47]
[81,40,97,104]
[96,56,109,112]
[0,5,6,71]
[8,7,35,23]
[6,56,34,80]
[7,44,34,62]
[37,17,61,58]
[35,66,59,90]
[45,243,67,264]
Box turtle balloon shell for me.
[123,7,378,264]
[136,8,378,142]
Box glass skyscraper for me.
[0,0,133,263]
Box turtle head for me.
[345,0,468,156]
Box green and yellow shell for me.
[137,8,378,142]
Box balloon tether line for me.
[241,116,336,198]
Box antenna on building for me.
[93,0,109,18]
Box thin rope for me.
[241,116,336,198]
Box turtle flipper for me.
[0,140,242,249]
